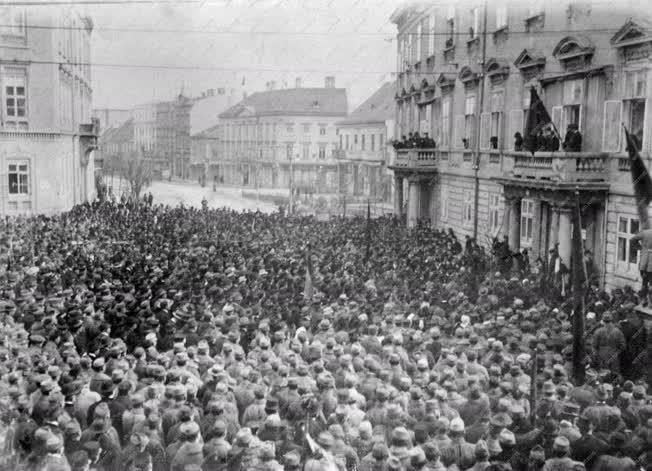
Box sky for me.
[80,0,403,110]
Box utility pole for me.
[288,152,294,215]
[473,0,488,239]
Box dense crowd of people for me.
[0,199,650,471]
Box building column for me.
[558,207,573,269]
[507,197,521,252]
[549,207,560,248]
[407,178,421,228]
[394,175,404,218]
[531,199,543,260]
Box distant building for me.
[92,108,131,131]
[0,5,97,214]
[216,78,347,191]
[336,82,396,202]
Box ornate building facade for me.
[390,0,652,289]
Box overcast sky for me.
[82,0,401,110]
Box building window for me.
[8,161,29,194]
[464,94,476,149]
[302,143,310,160]
[345,134,350,150]
[320,126,326,135]
[490,90,504,149]
[379,133,384,148]
[371,134,375,151]
[0,7,26,37]
[361,134,366,151]
[463,189,473,226]
[286,124,294,133]
[496,5,507,29]
[286,142,294,159]
[623,69,647,151]
[446,6,455,47]
[441,95,451,147]
[617,216,640,273]
[428,14,436,56]
[520,199,534,247]
[489,193,503,235]
[3,72,28,130]
[303,123,310,133]
[354,134,358,146]
[470,7,480,39]
[318,145,326,160]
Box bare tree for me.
[119,149,153,199]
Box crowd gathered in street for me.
[0,199,650,471]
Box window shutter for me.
[552,106,563,139]
[509,110,523,150]
[602,100,622,152]
[454,114,465,148]
[480,112,491,150]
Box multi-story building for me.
[0,5,97,214]
[133,102,157,155]
[390,0,652,290]
[188,87,239,181]
[216,78,347,191]
[336,82,396,202]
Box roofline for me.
[336,119,387,126]
[219,111,347,119]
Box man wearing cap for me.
[440,418,475,470]
[542,436,586,470]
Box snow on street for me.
[147,181,277,213]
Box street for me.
[147,180,277,213]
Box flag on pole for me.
[571,191,586,384]
[242,76,246,86]
[624,124,652,228]
[523,88,553,155]
[303,248,314,300]
[365,200,371,262]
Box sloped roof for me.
[337,82,395,126]
[219,87,347,119]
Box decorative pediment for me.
[611,19,652,48]
[458,65,481,84]
[552,36,595,61]
[233,105,255,118]
[400,87,408,98]
[420,78,431,90]
[514,49,546,70]
[436,73,455,90]
[409,84,418,95]
[485,58,510,78]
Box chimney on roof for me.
[295,77,302,88]
[325,76,335,88]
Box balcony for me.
[508,152,609,183]
[390,148,439,171]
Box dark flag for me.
[624,125,652,228]
[365,200,371,262]
[303,247,314,300]
[523,88,553,155]
[571,192,586,384]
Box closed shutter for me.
[480,112,491,150]
[454,114,465,148]
[552,106,563,140]
[602,100,622,152]
[509,110,523,150]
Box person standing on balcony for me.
[514,132,524,151]
[562,124,582,152]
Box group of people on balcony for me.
[393,123,583,155]
[515,124,583,153]
[391,131,437,150]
